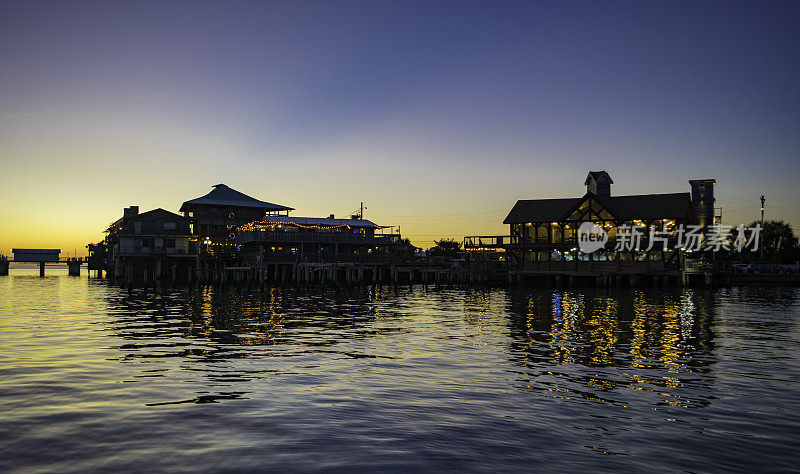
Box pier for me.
[5,249,84,277]
[169,260,507,287]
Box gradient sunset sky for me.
[2,1,799,255]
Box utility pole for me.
[360,201,364,220]
[760,195,765,261]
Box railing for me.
[308,254,394,264]
[519,260,666,273]
[237,231,401,246]
[684,258,718,274]
[255,249,398,263]
[510,236,692,248]
[120,228,190,236]
[463,235,508,248]
[6,257,85,263]
[116,246,188,256]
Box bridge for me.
[0,249,85,277]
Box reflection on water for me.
[1,270,799,471]
[505,289,718,411]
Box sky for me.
[1,0,799,255]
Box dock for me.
[2,249,85,277]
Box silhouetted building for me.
[689,179,717,228]
[237,215,401,264]
[180,184,294,248]
[107,206,192,256]
[104,206,195,282]
[500,171,717,272]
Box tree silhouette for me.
[430,238,462,260]
[743,220,799,263]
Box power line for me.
[721,202,800,213]
[719,196,798,204]
[724,206,759,213]
[371,209,507,218]
[717,195,761,202]
[771,199,800,204]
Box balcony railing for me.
[463,235,508,248]
[518,260,667,273]
[259,254,396,264]
[237,231,401,246]
[119,228,190,236]
[116,246,187,256]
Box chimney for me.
[329,214,335,219]
[585,171,613,197]
[689,179,716,228]
[124,206,139,218]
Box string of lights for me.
[239,220,392,232]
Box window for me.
[163,221,177,231]
[166,239,176,248]
[134,221,142,234]
[537,225,548,242]
[564,225,576,241]
[551,224,563,243]
[538,251,549,261]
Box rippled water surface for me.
[2,269,799,472]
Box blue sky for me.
[1,1,798,251]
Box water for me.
[2,269,799,472]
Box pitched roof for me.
[136,208,186,220]
[504,198,580,224]
[597,193,691,220]
[107,208,186,231]
[260,215,381,228]
[179,184,294,212]
[504,192,691,223]
[585,170,613,185]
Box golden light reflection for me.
[235,287,286,347]
[585,297,620,366]
[513,288,714,410]
[548,292,584,364]
[629,294,648,369]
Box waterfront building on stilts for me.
[105,206,195,286]
[465,171,721,286]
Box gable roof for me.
[136,208,186,220]
[504,192,691,224]
[107,208,186,231]
[597,193,690,220]
[585,170,613,185]
[180,184,294,212]
[504,198,580,224]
